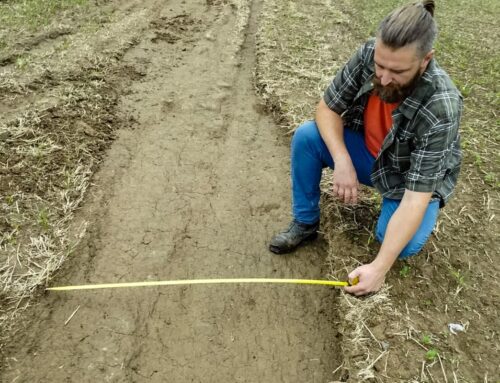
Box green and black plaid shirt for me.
[324,39,462,207]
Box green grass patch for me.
[37,207,50,231]
[425,348,439,361]
[0,0,88,30]
[0,0,91,59]
[399,264,411,278]
[422,334,432,346]
[450,268,466,287]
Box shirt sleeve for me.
[406,108,461,193]
[323,42,368,115]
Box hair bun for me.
[422,0,435,16]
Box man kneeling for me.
[269,0,462,296]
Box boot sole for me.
[269,232,318,255]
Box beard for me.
[373,70,422,103]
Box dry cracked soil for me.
[1,0,343,381]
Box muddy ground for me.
[1,0,345,381]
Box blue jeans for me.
[291,120,439,258]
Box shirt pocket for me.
[388,138,412,173]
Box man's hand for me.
[332,156,359,204]
[315,99,358,204]
[344,262,386,296]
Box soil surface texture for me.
[1,0,342,381]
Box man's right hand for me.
[332,156,358,204]
[315,99,359,204]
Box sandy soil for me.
[1,0,344,381]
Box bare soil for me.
[1,0,344,381]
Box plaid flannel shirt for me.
[324,39,462,207]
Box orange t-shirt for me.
[364,94,399,157]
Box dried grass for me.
[230,0,251,49]
[256,0,353,131]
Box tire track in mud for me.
[2,0,342,381]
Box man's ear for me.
[420,49,434,72]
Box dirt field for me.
[1,0,344,381]
[0,0,498,382]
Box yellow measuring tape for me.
[46,278,356,291]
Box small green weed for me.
[366,232,375,246]
[423,299,433,307]
[37,207,50,231]
[15,56,30,70]
[425,348,439,361]
[1,229,18,246]
[483,172,498,186]
[450,268,466,286]
[454,79,473,97]
[473,153,483,167]
[6,195,16,205]
[399,264,411,278]
[422,334,432,346]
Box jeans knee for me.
[292,121,320,150]
[399,232,430,259]
[376,218,432,259]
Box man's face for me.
[373,38,433,103]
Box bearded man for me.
[269,0,462,296]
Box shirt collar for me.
[398,59,437,119]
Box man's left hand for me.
[344,262,386,296]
